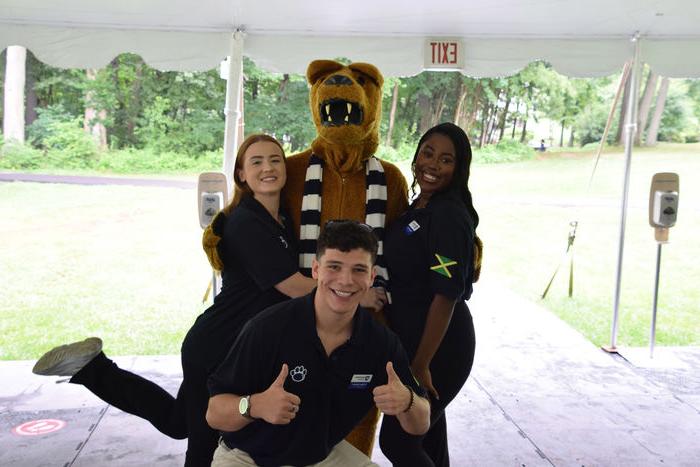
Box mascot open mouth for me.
[319,99,363,127]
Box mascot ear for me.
[349,63,384,88]
[307,60,345,85]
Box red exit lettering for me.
[430,42,458,65]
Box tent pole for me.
[222,30,245,198]
[605,32,641,352]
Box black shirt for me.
[208,291,422,467]
[384,192,475,358]
[214,195,298,319]
[182,195,298,372]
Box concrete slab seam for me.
[66,404,109,467]
[473,377,555,466]
[673,394,700,415]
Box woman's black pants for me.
[69,312,237,467]
[379,303,476,467]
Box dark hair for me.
[316,220,378,264]
[411,122,479,229]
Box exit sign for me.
[424,38,464,70]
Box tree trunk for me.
[616,75,631,145]
[385,81,399,147]
[568,128,575,147]
[498,95,511,142]
[277,74,290,102]
[84,69,108,150]
[462,83,482,134]
[519,104,529,143]
[417,94,432,135]
[478,106,490,149]
[511,100,520,139]
[126,61,144,143]
[453,81,468,125]
[645,77,670,147]
[432,90,447,128]
[486,106,499,144]
[559,119,565,147]
[25,53,38,127]
[635,69,658,145]
[3,46,27,143]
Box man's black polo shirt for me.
[208,291,422,467]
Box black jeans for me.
[379,303,476,467]
[70,308,244,467]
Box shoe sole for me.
[32,337,103,376]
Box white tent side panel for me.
[0,24,230,71]
[3,24,700,78]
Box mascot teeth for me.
[320,99,363,127]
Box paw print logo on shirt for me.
[290,365,307,382]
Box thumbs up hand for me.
[253,364,302,424]
[373,362,412,416]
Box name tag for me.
[404,220,420,235]
[348,374,373,389]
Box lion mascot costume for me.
[283,59,408,454]
[203,59,408,456]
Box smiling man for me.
[206,220,430,466]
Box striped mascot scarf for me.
[298,154,389,288]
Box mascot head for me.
[306,60,384,170]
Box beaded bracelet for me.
[403,384,415,413]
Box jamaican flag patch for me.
[430,254,458,278]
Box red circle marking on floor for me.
[12,419,66,436]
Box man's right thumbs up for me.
[386,361,400,384]
[253,363,302,425]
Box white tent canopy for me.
[1,0,700,78]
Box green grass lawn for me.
[469,143,700,347]
[0,182,210,360]
[1,143,698,360]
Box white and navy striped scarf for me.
[299,154,389,287]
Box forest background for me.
[1,50,700,171]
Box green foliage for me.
[473,139,535,163]
[657,87,693,143]
[26,104,76,148]
[575,100,610,146]
[95,148,221,174]
[7,52,700,172]
[43,119,100,169]
[0,141,44,170]
[243,58,316,151]
[374,143,413,164]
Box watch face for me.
[239,396,249,416]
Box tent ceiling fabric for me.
[1,0,699,77]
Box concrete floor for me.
[2,278,699,466]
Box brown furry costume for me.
[283,60,407,231]
[282,60,407,455]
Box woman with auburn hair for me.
[33,134,316,466]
